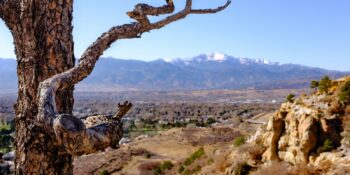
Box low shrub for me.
[318,139,334,153]
[184,147,205,166]
[339,80,350,104]
[193,165,202,173]
[310,80,319,91]
[182,169,191,175]
[153,161,174,175]
[286,93,295,103]
[319,76,332,93]
[207,158,214,165]
[159,161,174,171]
[99,170,110,175]
[178,165,185,173]
[145,152,152,159]
[153,167,162,175]
[233,136,246,147]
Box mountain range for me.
[0,53,348,92]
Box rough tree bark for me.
[0,0,230,174]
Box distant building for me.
[158,117,169,125]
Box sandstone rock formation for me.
[259,77,350,170]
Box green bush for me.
[207,158,214,165]
[193,165,202,173]
[178,165,185,173]
[145,152,152,159]
[319,76,332,93]
[0,121,14,153]
[233,136,246,147]
[318,139,334,153]
[153,166,162,175]
[286,93,295,103]
[206,117,216,125]
[182,169,191,175]
[184,147,205,166]
[310,80,319,90]
[99,170,110,175]
[160,161,174,171]
[153,161,174,175]
[339,80,350,104]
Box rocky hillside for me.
[232,76,350,174]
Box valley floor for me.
[73,112,272,175]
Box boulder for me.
[2,151,15,161]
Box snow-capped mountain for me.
[0,54,348,92]
[166,52,280,66]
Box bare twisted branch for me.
[53,114,124,156]
[191,0,231,14]
[36,0,230,155]
[113,101,133,120]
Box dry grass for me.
[182,127,242,146]
[252,161,317,175]
[288,163,317,175]
[214,150,232,172]
[137,161,161,175]
[247,145,265,164]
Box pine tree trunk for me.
[13,1,75,174]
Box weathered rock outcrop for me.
[260,77,350,167]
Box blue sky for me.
[0,0,349,71]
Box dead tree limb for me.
[36,0,230,155]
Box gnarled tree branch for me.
[53,102,132,156]
[54,114,123,156]
[36,0,230,155]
